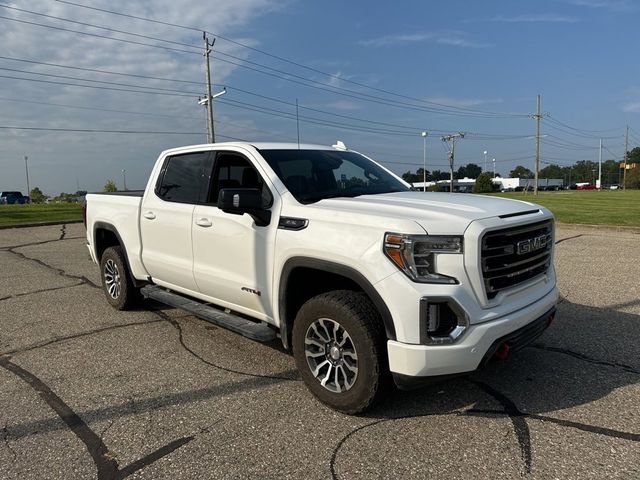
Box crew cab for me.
[85,142,558,413]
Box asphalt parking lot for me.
[1,223,639,479]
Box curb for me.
[556,222,640,234]
[0,220,83,230]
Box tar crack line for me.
[153,309,299,382]
[0,355,195,480]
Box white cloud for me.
[0,0,284,193]
[622,102,640,113]
[565,0,636,11]
[308,100,362,111]
[482,14,580,23]
[359,31,491,49]
[426,97,503,109]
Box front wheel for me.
[292,290,388,414]
[100,246,139,310]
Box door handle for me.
[195,217,212,227]
[143,211,156,220]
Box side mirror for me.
[218,188,271,227]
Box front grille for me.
[481,220,553,299]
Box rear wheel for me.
[292,290,388,414]
[100,246,138,310]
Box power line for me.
[0,66,203,94]
[0,73,197,97]
[219,99,419,137]
[0,12,506,118]
[0,125,206,135]
[0,54,202,85]
[0,8,524,119]
[53,0,528,118]
[541,118,621,140]
[0,55,525,134]
[0,3,201,50]
[545,115,622,134]
[0,14,201,56]
[0,96,294,139]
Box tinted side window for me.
[156,152,213,204]
[208,152,272,207]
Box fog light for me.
[420,298,469,344]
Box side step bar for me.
[141,285,276,342]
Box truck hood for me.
[311,192,542,234]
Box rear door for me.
[140,150,213,292]
[192,150,279,319]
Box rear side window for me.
[156,151,213,204]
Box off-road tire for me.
[100,246,139,310]
[292,290,388,414]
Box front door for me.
[192,150,279,320]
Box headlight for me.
[383,233,462,284]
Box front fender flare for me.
[278,257,396,349]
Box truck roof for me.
[160,142,346,156]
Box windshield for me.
[258,149,409,203]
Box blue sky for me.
[1,0,639,194]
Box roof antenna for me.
[296,98,300,149]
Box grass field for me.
[0,203,82,226]
[490,189,640,227]
[0,190,638,227]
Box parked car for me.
[85,142,558,413]
[0,191,28,204]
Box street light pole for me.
[421,131,428,192]
[598,138,602,189]
[24,156,30,199]
[492,158,496,177]
[121,169,127,191]
[483,150,488,173]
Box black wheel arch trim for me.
[278,257,396,349]
[93,221,147,288]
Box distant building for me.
[412,177,564,192]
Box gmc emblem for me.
[516,234,548,255]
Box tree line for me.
[402,147,640,189]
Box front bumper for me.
[386,285,558,380]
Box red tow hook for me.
[494,342,510,360]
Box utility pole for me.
[203,32,215,143]
[441,132,465,193]
[24,155,30,198]
[623,125,629,190]
[422,131,428,192]
[530,94,545,196]
[598,138,602,189]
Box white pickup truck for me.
[85,142,558,413]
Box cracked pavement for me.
[0,223,639,479]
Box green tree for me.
[625,164,640,189]
[402,168,428,185]
[539,164,564,179]
[29,187,47,204]
[509,165,534,178]
[103,180,118,192]
[473,172,494,193]
[627,147,640,165]
[457,163,482,179]
[430,169,449,181]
